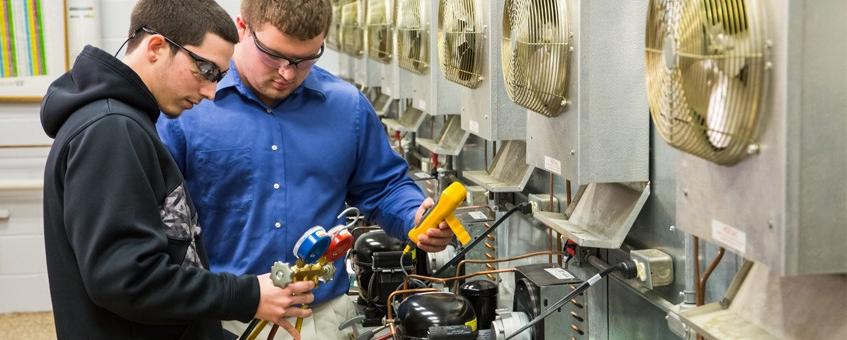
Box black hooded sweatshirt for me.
[41,45,258,339]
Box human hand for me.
[255,274,315,324]
[413,197,456,253]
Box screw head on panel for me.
[747,143,761,155]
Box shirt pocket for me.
[192,147,255,209]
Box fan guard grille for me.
[341,0,366,56]
[327,1,344,50]
[502,0,570,117]
[366,0,393,63]
[646,0,769,165]
[437,0,485,89]
[396,0,429,74]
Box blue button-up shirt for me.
[156,62,424,305]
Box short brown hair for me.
[241,0,332,40]
[127,0,239,52]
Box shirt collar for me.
[216,61,327,102]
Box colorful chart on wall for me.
[0,0,68,102]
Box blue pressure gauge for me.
[293,226,330,263]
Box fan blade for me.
[681,59,716,116]
[706,73,739,150]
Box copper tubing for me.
[267,325,279,340]
[386,288,439,320]
[454,251,567,280]
[388,323,398,340]
[698,247,725,306]
[403,268,517,294]
[406,268,516,285]
[693,236,725,340]
[556,233,563,266]
[483,222,497,280]
[548,228,554,263]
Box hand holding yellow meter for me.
[405,182,472,254]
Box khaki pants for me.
[223,294,357,339]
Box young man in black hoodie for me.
[40,1,314,339]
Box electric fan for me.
[502,0,570,117]
[645,0,768,165]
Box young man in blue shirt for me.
[156,0,455,338]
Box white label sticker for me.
[469,120,480,134]
[468,211,488,220]
[477,329,494,340]
[711,219,746,254]
[544,156,562,175]
[414,172,430,179]
[417,98,427,111]
[544,267,575,281]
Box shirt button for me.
[266,107,272,113]
[271,145,279,151]
[273,183,280,190]
[274,222,282,228]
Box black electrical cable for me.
[504,260,637,340]
[240,318,260,340]
[431,202,531,277]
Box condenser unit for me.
[396,0,469,155]
[646,0,846,276]
[341,0,382,89]
[499,0,650,249]
[329,0,355,82]
[438,0,526,141]
[328,0,344,51]
[369,0,421,131]
[366,0,393,63]
[439,0,532,193]
[648,1,847,338]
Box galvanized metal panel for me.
[465,140,533,192]
[680,263,847,340]
[377,32,415,99]
[537,182,650,249]
[525,0,649,186]
[418,115,470,156]
[675,0,847,275]
[354,54,383,87]
[457,0,527,141]
[404,0,463,116]
[608,278,678,340]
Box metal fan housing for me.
[502,0,570,117]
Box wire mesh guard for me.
[341,0,366,56]
[396,0,429,74]
[327,0,344,50]
[502,0,570,117]
[438,0,485,89]
[646,0,769,165]
[367,0,393,63]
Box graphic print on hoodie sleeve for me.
[160,184,204,268]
